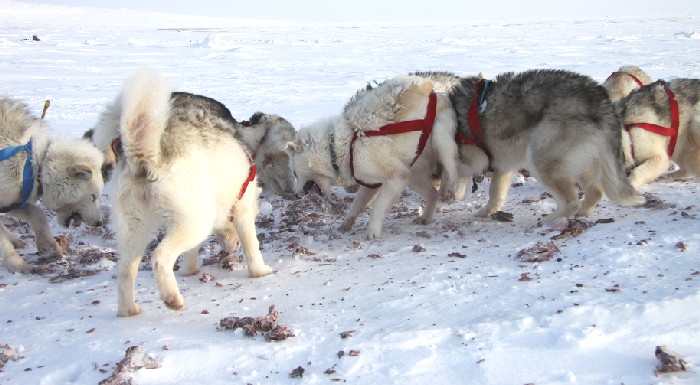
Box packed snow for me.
[0,1,699,384]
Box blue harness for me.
[0,140,35,213]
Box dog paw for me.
[163,295,186,311]
[412,217,432,226]
[11,238,27,249]
[179,265,200,276]
[117,303,142,317]
[338,222,353,232]
[365,227,382,240]
[3,257,30,274]
[476,207,497,218]
[249,264,274,278]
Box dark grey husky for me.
[448,69,644,224]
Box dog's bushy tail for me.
[601,119,646,207]
[119,68,171,180]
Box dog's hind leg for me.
[477,171,513,217]
[409,174,439,225]
[366,172,410,239]
[339,186,379,233]
[180,247,200,276]
[538,175,580,223]
[577,176,604,217]
[116,220,152,317]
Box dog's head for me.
[282,128,334,198]
[247,112,296,195]
[40,138,105,228]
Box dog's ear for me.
[281,141,302,154]
[71,165,93,181]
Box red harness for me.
[349,92,437,188]
[607,71,646,88]
[455,79,491,160]
[624,81,680,159]
[110,136,255,199]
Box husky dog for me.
[0,97,104,273]
[448,69,645,224]
[112,68,273,316]
[89,93,295,195]
[617,79,700,187]
[285,76,459,239]
[603,66,653,102]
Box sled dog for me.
[284,76,459,239]
[603,65,653,102]
[448,69,645,224]
[1,97,104,273]
[617,78,700,187]
[89,93,295,194]
[111,68,273,316]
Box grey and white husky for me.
[1,97,104,273]
[448,69,645,224]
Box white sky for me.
[20,0,700,22]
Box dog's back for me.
[0,98,40,145]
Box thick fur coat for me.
[111,68,273,316]
[617,78,700,187]
[448,69,645,224]
[285,76,459,239]
[0,97,104,273]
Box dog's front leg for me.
[230,195,273,278]
[366,174,409,239]
[0,224,30,274]
[10,205,63,256]
[339,186,379,233]
[477,170,513,217]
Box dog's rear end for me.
[114,68,273,317]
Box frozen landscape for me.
[0,1,699,384]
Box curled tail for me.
[119,68,171,180]
[601,122,646,207]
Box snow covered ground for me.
[1,1,699,384]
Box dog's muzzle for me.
[302,180,322,196]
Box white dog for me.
[111,68,273,316]
[285,76,459,239]
[1,97,104,273]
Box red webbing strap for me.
[609,71,646,88]
[350,92,437,189]
[456,79,491,159]
[238,154,257,200]
[624,81,679,159]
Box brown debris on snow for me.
[340,330,357,339]
[655,346,690,376]
[550,218,594,240]
[516,241,559,262]
[490,211,514,222]
[289,365,305,378]
[218,305,295,341]
[98,346,162,385]
[1,344,24,370]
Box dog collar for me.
[329,129,341,177]
[624,80,679,160]
[0,139,35,213]
[349,92,437,189]
[237,152,257,200]
[456,79,492,161]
